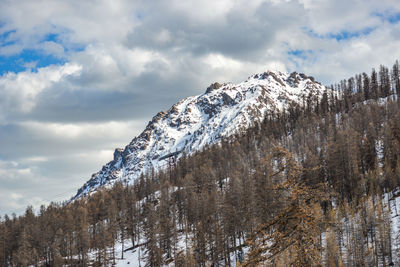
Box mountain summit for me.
[73,70,326,199]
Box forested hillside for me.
[1,61,400,266]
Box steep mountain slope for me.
[74,70,326,199]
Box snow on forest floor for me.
[113,241,144,267]
[388,190,400,264]
[104,235,245,267]
[89,191,400,267]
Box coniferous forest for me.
[2,61,400,266]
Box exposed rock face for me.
[73,70,326,199]
[206,82,223,94]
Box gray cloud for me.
[125,0,306,61]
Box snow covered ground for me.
[112,241,145,267]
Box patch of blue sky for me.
[43,33,59,43]
[288,49,312,60]
[0,49,67,75]
[0,30,17,46]
[304,27,375,41]
[287,49,317,69]
[0,32,85,75]
[287,49,321,70]
[373,11,400,24]
[42,32,85,52]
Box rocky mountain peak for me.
[73,70,326,199]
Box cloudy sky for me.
[1,0,400,216]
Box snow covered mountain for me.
[73,70,326,199]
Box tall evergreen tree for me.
[371,68,379,100]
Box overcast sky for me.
[1,0,400,216]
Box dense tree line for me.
[1,61,400,266]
